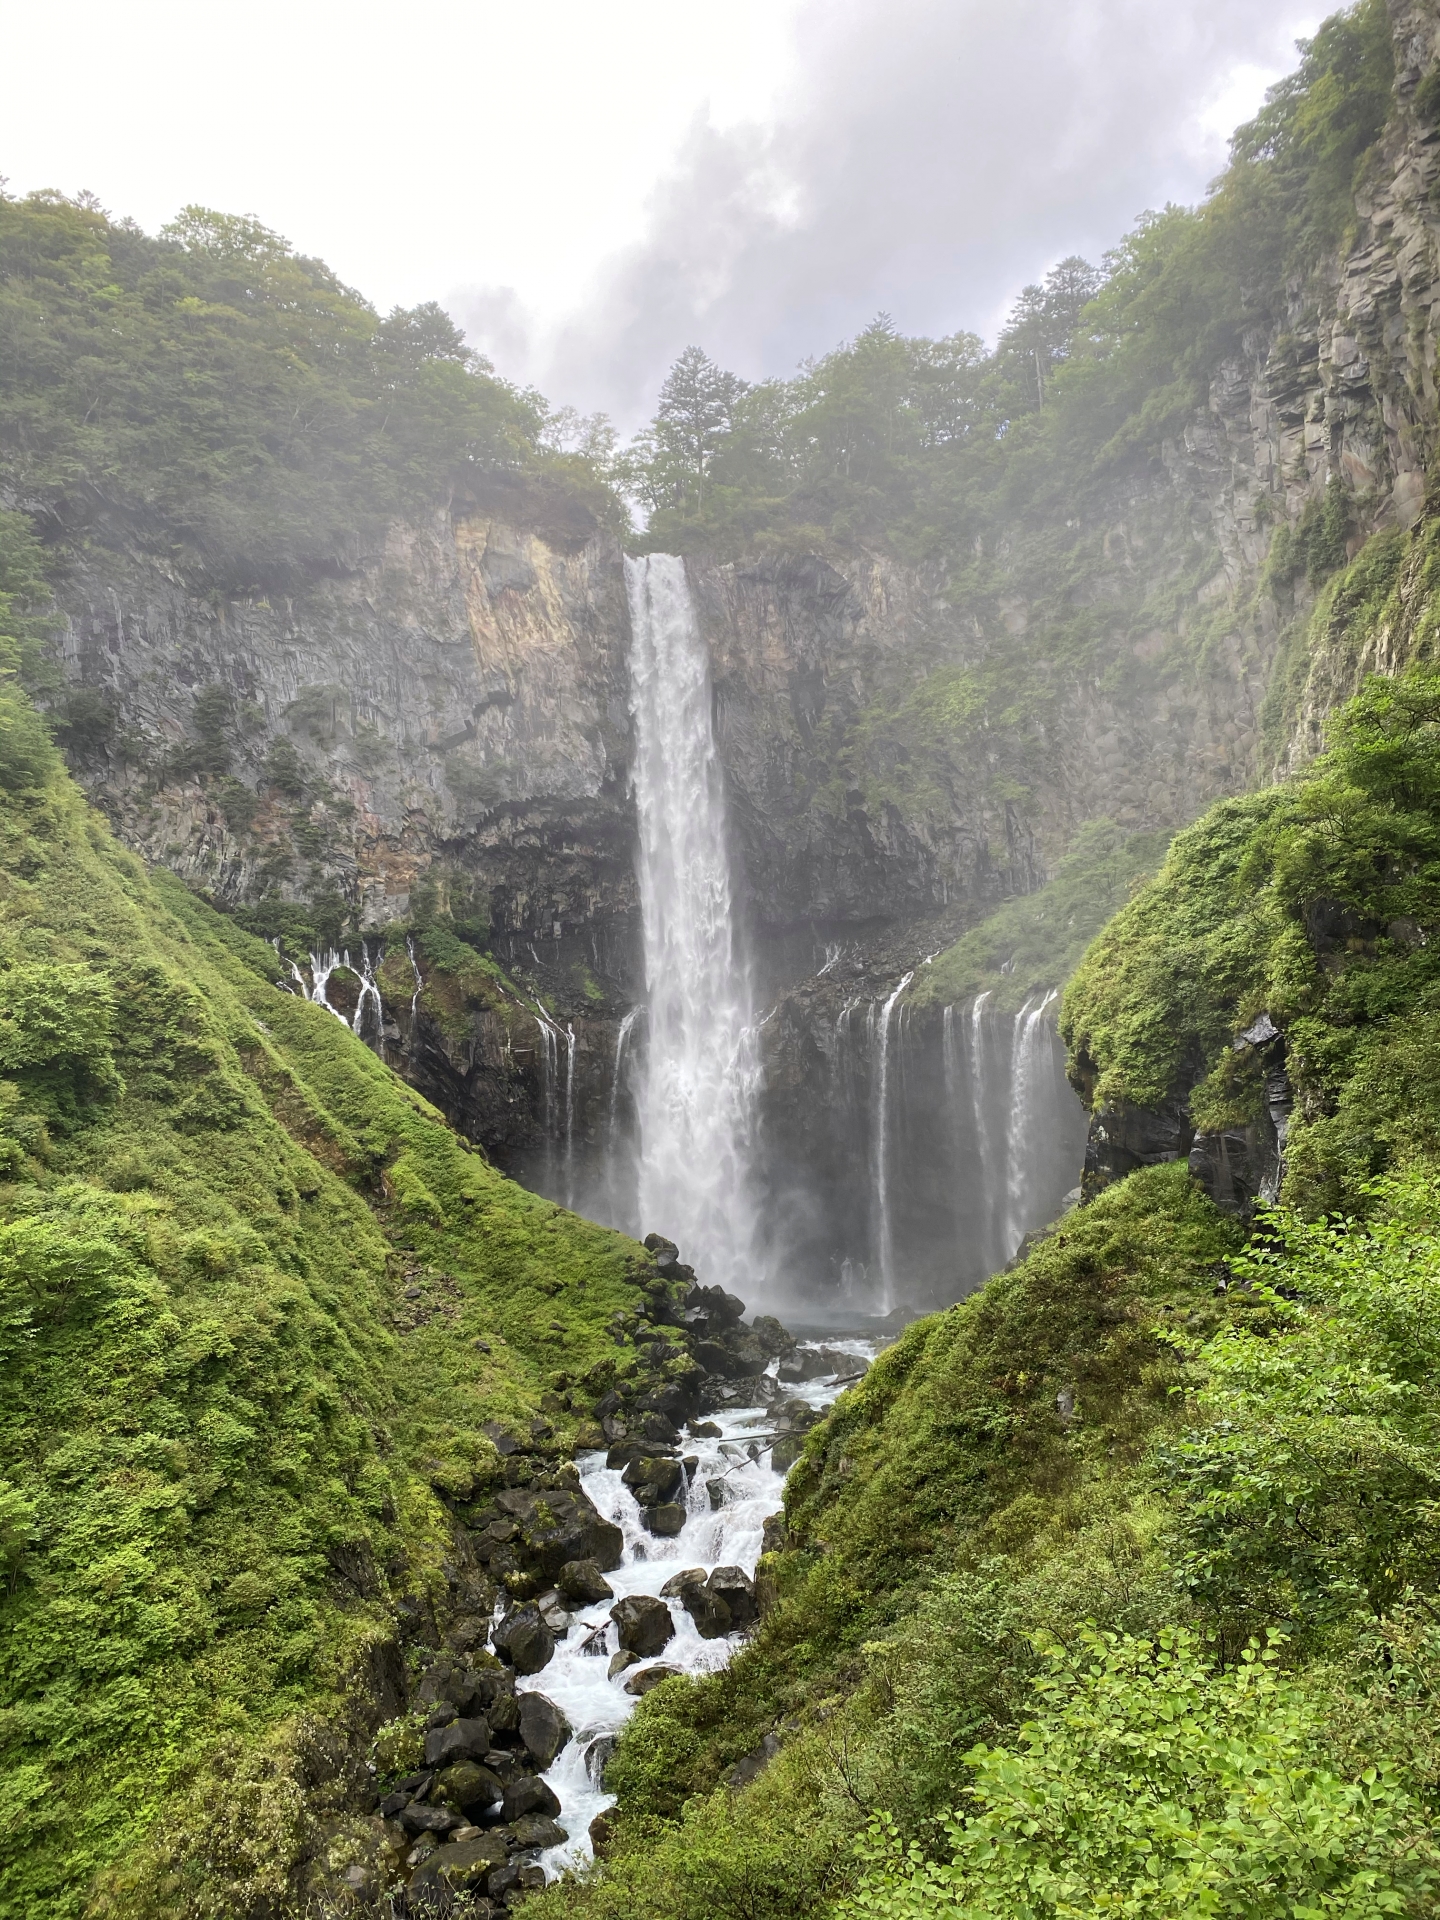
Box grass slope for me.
[0,706,646,1917]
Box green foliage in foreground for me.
[911,821,1173,1015]
[845,1631,1435,1919]
[0,691,645,1917]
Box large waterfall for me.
[624,554,761,1295]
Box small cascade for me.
[563,1023,577,1210]
[964,991,1004,1271]
[625,554,760,1293]
[609,1008,639,1132]
[531,1003,564,1181]
[521,1344,874,1880]
[1002,988,1060,1258]
[871,972,914,1312]
[347,941,385,1047]
[405,937,424,1017]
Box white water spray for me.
[625,554,760,1293]
[1002,988,1059,1257]
[871,971,914,1312]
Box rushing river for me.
[519,1341,876,1877]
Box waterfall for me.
[348,941,384,1046]
[964,991,1003,1270]
[871,972,914,1312]
[1002,988,1059,1257]
[625,553,760,1294]
[532,1002,564,1184]
[563,1022,577,1209]
[405,937,423,1017]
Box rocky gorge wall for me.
[38,0,1440,1302]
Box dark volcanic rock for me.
[434,1760,505,1816]
[610,1593,675,1656]
[624,1663,682,1696]
[518,1691,572,1769]
[407,1829,509,1898]
[706,1565,758,1629]
[491,1605,554,1676]
[642,1502,686,1536]
[423,1715,492,1768]
[509,1813,569,1849]
[502,1774,562,1823]
[493,1485,625,1575]
[557,1557,614,1603]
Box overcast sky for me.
[6,0,1325,427]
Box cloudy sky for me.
[6,0,1325,426]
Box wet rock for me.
[706,1478,728,1510]
[659,1566,707,1599]
[610,1593,675,1655]
[640,1411,682,1445]
[607,1649,639,1679]
[379,1789,410,1818]
[536,1590,572,1636]
[660,1565,733,1638]
[557,1557,614,1603]
[434,1761,505,1817]
[509,1813,568,1849]
[486,1690,521,1735]
[688,1420,723,1438]
[778,1349,831,1384]
[750,1314,796,1358]
[483,1749,523,1784]
[642,1502,686,1536]
[706,1565,758,1629]
[621,1454,684,1503]
[407,1829,508,1898]
[491,1605,554,1676]
[625,1663,682,1696]
[502,1774,561,1823]
[518,1692,572,1768]
[493,1485,625,1575]
[424,1716,491,1768]
[770,1434,805,1472]
[399,1802,464,1836]
[762,1512,789,1555]
[584,1734,617,1784]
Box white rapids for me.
[519,1346,874,1878]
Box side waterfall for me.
[1001,988,1061,1258]
[871,972,914,1311]
[625,554,761,1293]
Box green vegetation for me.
[0,682,649,1917]
[912,821,1173,1015]
[1063,657,1440,1209]
[0,195,620,590]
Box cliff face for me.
[56,507,636,942]
[38,0,1440,1277]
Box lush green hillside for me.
[531,633,1440,1919]
[0,672,649,1916]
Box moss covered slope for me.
[0,702,645,1917]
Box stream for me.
[520,1339,878,1878]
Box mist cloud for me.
[455,0,1321,426]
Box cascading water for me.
[871,972,914,1311]
[624,554,760,1292]
[1001,988,1060,1257]
[521,1346,874,1878]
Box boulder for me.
[502,1774,562,1823]
[584,1733,617,1784]
[625,1663,682,1696]
[750,1314,796,1358]
[423,1716,491,1769]
[406,1829,509,1898]
[660,1566,731,1638]
[640,1411,682,1445]
[557,1557,614,1603]
[536,1590,572,1636]
[399,1802,463,1836]
[726,1731,783,1788]
[659,1567,708,1599]
[434,1760,505,1816]
[518,1692,572,1769]
[770,1433,805,1472]
[621,1455,684,1503]
[610,1593,675,1656]
[762,1512,788,1555]
[509,1814,568,1849]
[491,1605,554,1676]
[607,1649,639,1679]
[642,1502,686,1536]
[487,1690,521,1735]
[494,1485,625,1575]
[706,1478,727,1511]
[706,1566,758,1629]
